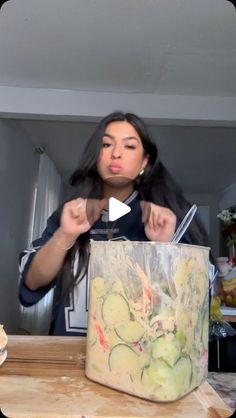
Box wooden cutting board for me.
[0,336,233,418]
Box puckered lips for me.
[109,164,122,174]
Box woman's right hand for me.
[25,198,107,291]
[59,198,108,242]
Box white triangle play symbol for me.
[108,197,131,222]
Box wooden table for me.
[0,336,233,418]
[222,316,236,323]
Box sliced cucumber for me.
[139,352,150,369]
[142,358,172,385]
[191,362,206,390]
[106,329,122,349]
[155,330,165,339]
[102,293,130,327]
[141,359,179,401]
[173,259,195,294]
[88,332,97,348]
[109,343,138,376]
[151,333,181,367]
[190,364,198,389]
[91,276,107,297]
[153,382,179,402]
[175,307,197,352]
[175,330,186,348]
[201,310,209,350]
[111,279,125,294]
[173,356,192,395]
[175,307,189,332]
[87,323,97,347]
[115,320,145,343]
[194,272,208,306]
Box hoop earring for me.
[139,169,144,176]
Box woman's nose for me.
[111,145,122,159]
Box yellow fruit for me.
[225,295,233,304]
[211,296,221,308]
[222,277,236,291]
[210,296,222,321]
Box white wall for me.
[186,192,219,256]
[219,182,236,211]
[0,119,39,333]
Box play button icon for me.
[109,197,131,222]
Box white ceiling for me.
[0,0,236,194]
[1,0,236,96]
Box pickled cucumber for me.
[87,324,97,347]
[102,293,130,327]
[173,259,195,293]
[175,330,186,348]
[115,320,145,343]
[109,344,139,377]
[106,329,122,349]
[175,307,197,352]
[141,356,192,400]
[201,310,209,350]
[141,358,174,400]
[151,333,181,367]
[194,272,208,307]
[173,356,192,396]
[91,276,107,297]
[139,351,150,369]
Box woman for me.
[19,111,210,335]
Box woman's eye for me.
[102,143,111,148]
[125,145,136,149]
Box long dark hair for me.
[61,111,211,299]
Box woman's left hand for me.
[140,201,177,242]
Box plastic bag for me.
[209,296,236,340]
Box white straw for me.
[171,204,197,243]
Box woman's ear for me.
[142,154,149,170]
[139,155,149,176]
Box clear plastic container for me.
[85,241,210,402]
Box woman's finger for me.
[148,207,154,231]
[140,201,151,224]
[152,211,160,232]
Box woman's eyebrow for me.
[123,136,139,142]
[103,133,139,141]
[103,133,114,139]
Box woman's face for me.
[97,121,149,185]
